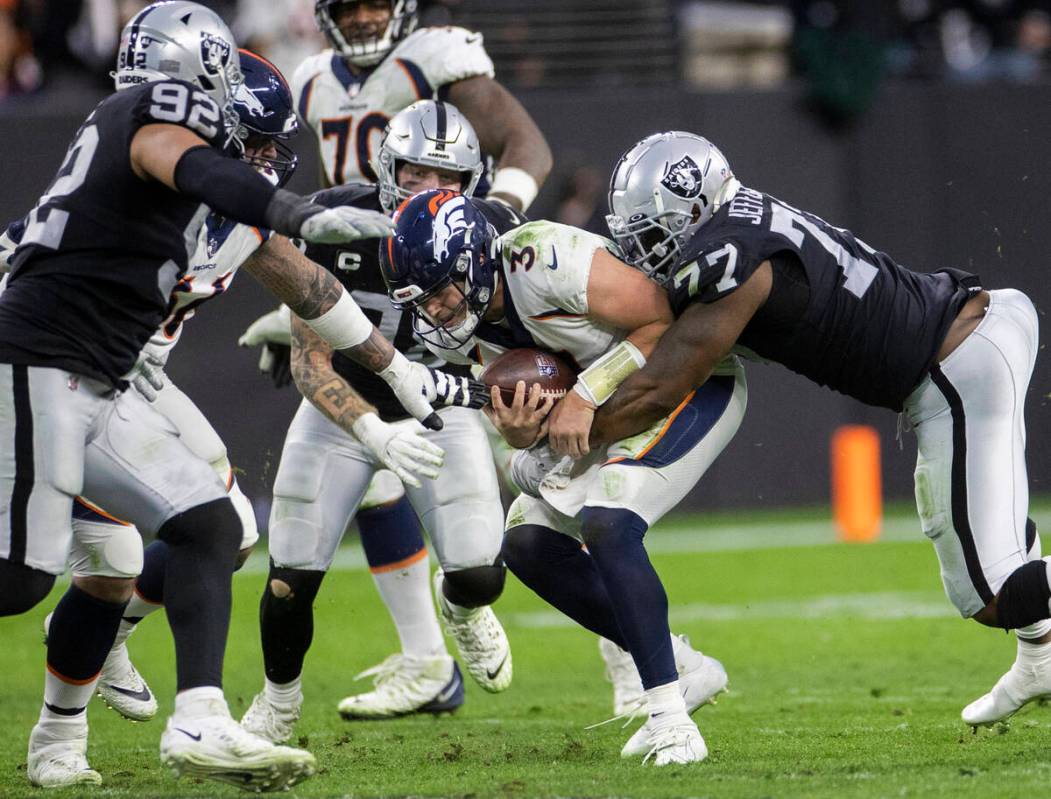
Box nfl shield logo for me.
[660,155,705,200]
[535,354,558,378]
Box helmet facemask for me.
[316,0,419,67]
[606,205,696,284]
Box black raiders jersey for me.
[0,79,229,388]
[668,187,977,410]
[305,184,525,422]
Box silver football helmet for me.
[113,2,243,147]
[606,131,740,284]
[316,0,418,67]
[375,100,484,213]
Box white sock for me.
[42,669,98,719]
[645,680,686,721]
[371,557,446,657]
[264,676,302,707]
[34,709,87,741]
[173,686,227,719]
[113,593,163,650]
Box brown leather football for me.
[478,348,578,404]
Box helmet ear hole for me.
[690,204,702,224]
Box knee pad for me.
[442,564,506,608]
[995,560,1051,630]
[0,560,56,616]
[69,521,143,579]
[157,497,241,561]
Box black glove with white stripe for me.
[429,367,489,410]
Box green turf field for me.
[3,503,1051,798]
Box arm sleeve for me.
[174,146,277,228]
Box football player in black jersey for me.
[241,100,515,742]
[560,131,1043,733]
[0,2,475,791]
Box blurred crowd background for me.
[5,1,1051,101]
[5,1,1051,234]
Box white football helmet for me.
[113,2,243,146]
[376,100,484,213]
[316,0,419,67]
[606,131,740,284]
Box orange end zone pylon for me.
[831,425,882,543]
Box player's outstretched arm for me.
[590,262,773,446]
[290,316,443,487]
[446,76,552,211]
[548,249,674,458]
[129,123,393,244]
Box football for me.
[478,348,578,404]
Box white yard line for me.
[238,508,1051,575]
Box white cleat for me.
[622,713,708,766]
[161,708,314,792]
[240,692,302,745]
[619,636,728,757]
[962,658,1051,727]
[434,569,512,692]
[674,634,729,714]
[338,653,465,719]
[27,722,103,788]
[97,642,158,722]
[599,638,645,716]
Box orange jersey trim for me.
[604,389,697,465]
[73,497,131,526]
[368,547,429,575]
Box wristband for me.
[302,291,374,350]
[263,188,321,238]
[488,167,539,212]
[572,340,646,407]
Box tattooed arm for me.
[289,313,376,434]
[241,234,397,372]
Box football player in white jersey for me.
[296,0,550,209]
[383,190,742,765]
[11,44,469,790]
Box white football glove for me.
[351,413,445,489]
[378,352,490,431]
[509,441,572,498]
[128,343,170,402]
[238,305,293,386]
[300,206,394,244]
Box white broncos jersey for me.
[440,221,623,369]
[151,217,268,358]
[292,26,495,187]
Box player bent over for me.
[584,131,1048,734]
[241,103,518,741]
[0,4,460,792]
[383,190,736,765]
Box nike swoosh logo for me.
[547,247,558,270]
[436,679,459,703]
[107,683,152,702]
[175,727,202,742]
[486,655,508,681]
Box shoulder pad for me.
[392,27,495,86]
[291,52,332,96]
[475,198,527,234]
[310,183,381,210]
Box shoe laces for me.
[354,654,408,686]
[585,702,646,732]
[641,722,697,765]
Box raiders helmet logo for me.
[200,32,231,76]
[661,155,705,200]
